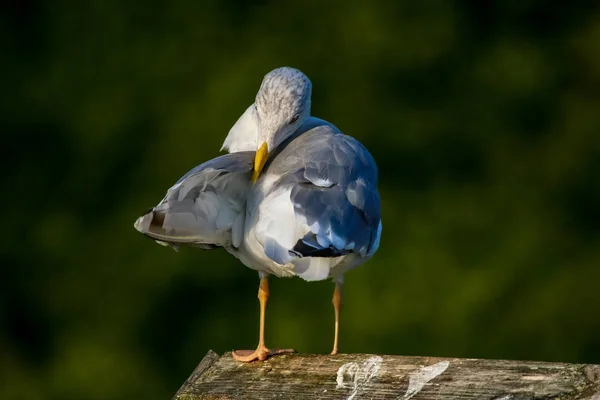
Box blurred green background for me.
[3,1,600,399]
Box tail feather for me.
[133,151,255,252]
[133,209,218,250]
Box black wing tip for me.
[291,238,348,258]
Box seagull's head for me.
[252,67,312,182]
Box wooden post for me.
[175,350,600,399]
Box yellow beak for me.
[252,142,269,183]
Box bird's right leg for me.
[232,275,295,362]
[331,280,343,355]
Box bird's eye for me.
[289,115,300,124]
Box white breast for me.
[239,177,348,281]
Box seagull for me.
[134,67,382,362]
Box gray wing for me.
[134,151,254,250]
[266,128,381,262]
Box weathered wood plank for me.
[175,351,600,400]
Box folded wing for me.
[289,132,381,259]
[256,127,381,280]
[134,151,254,250]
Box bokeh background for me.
[3,1,600,399]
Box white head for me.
[252,67,312,181]
[255,67,312,151]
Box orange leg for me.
[232,276,295,362]
[331,282,342,355]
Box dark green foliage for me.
[2,1,600,399]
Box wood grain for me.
[174,351,600,400]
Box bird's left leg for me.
[331,278,343,355]
[232,274,295,362]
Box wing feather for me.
[289,133,381,258]
[134,152,254,250]
[257,127,381,268]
